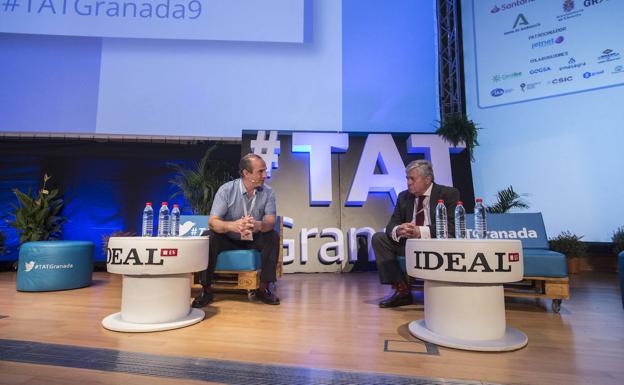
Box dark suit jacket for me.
[385,183,460,241]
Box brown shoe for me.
[379,290,413,308]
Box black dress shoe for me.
[256,288,280,305]
[192,290,214,308]
[379,290,413,308]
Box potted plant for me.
[486,185,529,213]
[435,113,481,161]
[168,145,235,215]
[612,226,624,255]
[549,231,588,274]
[7,174,67,244]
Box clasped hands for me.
[233,215,257,238]
[396,222,421,239]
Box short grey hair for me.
[239,153,264,176]
[405,159,434,181]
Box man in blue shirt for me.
[192,154,280,307]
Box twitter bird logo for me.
[24,261,35,272]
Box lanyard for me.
[240,180,257,217]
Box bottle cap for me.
[162,202,168,205]
[457,201,463,205]
[476,198,483,202]
[146,202,152,206]
[173,204,179,208]
[437,199,444,203]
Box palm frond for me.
[486,185,530,213]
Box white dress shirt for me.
[391,183,433,241]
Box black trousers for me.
[198,230,279,287]
[372,232,407,285]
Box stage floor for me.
[0,271,623,385]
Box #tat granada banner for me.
[0,0,306,42]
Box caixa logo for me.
[107,247,179,265]
[490,88,505,97]
[529,66,551,75]
[551,76,573,84]
[412,250,520,273]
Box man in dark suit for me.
[372,159,460,308]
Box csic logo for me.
[559,57,587,70]
[531,35,565,49]
[551,76,573,84]
[529,66,551,74]
[583,70,605,78]
[412,250,520,273]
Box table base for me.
[409,319,528,352]
[102,309,205,333]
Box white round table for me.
[102,236,209,332]
[406,238,528,351]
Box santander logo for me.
[491,5,501,13]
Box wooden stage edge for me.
[0,271,623,385]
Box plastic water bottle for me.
[157,202,170,237]
[454,201,467,239]
[141,202,154,237]
[170,204,181,237]
[435,199,448,239]
[474,198,487,239]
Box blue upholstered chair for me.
[179,215,283,294]
[16,241,94,292]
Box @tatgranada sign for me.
[406,239,524,283]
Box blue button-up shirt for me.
[210,178,277,239]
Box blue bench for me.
[16,241,94,292]
[180,215,282,294]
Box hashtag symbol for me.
[250,130,280,178]
[2,0,19,12]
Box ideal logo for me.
[412,250,520,273]
[24,261,35,272]
[107,247,166,266]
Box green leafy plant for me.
[168,145,236,215]
[7,174,67,244]
[612,226,624,255]
[549,231,588,258]
[486,185,530,213]
[435,113,481,161]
